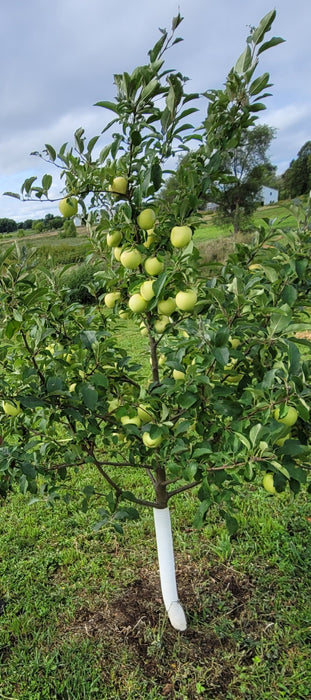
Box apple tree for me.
[1,11,310,630]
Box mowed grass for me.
[0,316,311,699]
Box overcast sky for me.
[0,0,310,222]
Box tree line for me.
[0,213,64,234]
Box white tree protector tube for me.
[153,506,187,631]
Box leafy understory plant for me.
[2,11,310,631]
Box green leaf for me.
[235,45,252,74]
[249,73,271,96]
[44,144,56,161]
[257,37,285,56]
[268,312,292,336]
[213,347,230,366]
[249,424,262,448]
[225,513,239,536]
[251,10,276,45]
[95,100,119,113]
[178,392,197,409]
[80,385,98,410]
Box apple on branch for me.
[175,289,197,312]
[137,208,156,230]
[58,197,78,218]
[170,225,192,248]
[144,257,164,276]
[111,176,127,195]
[120,248,142,270]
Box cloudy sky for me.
[0,0,310,222]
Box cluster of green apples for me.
[107,397,162,449]
[103,202,197,325]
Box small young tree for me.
[2,12,309,632]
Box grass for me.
[0,470,310,699]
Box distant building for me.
[258,185,279,206]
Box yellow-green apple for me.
[113,247,122,261]
[143,230,156,248]
[262,472,277,494]
[157,297,176,316]
[107,231,122,247]
[111,176,127,195]
[229,337,241,349]
[173,369,186,381]
[104,291,121,308]
[120,248,142,269]
[142,431,162,448]
[137,404,154,423]
[108,398,121,412]
[274,406,298,428]
[275,432,291,447]
[248,263,262,271]
[2,400,22,417]
[175,289,197,312]
[158,354,166,367]
[128,294,148,313]
[140,279,155,301]
[58,197,78,218]
[144,256,164,276]
[119,309,130,319]
[154,316,170,333]
[137,208,156,230]
[121,414,141,427]
[170,225,192,248]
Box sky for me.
[0,0,310,222]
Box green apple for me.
[173,369,186,381]
[128,294,148,313]
[154,316,170,333]
[175,289,197,312]
[142,431,162,448]
[170,225,192,248]
[119,309,130,319]
[121,414,141,427]
[140,321,148,337]
[104,291,121,308]
[158,354,166,367]
[58,197,78,218]
[111,176,127,195]
[108,398,121,412]
[137,208,156,230]
[2,400,22,417]
[262,472,277,495]
[157,297,176,316]
[120,248,142,270]
[137,404,154,423]
[274,406,298,428]
[143,230,156,248]
[107,231,122,247]
[275,432,291,447]
[144,257,164,276]
[140,279,155,301]
[113,247,122,261]
[229,337,241,349]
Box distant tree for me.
[0,218,17,233]
[59,218,77,238]
[212,124,276,232]
[23,219,34,231]
[281,141,311,198]
[32,220,44,233]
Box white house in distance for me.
[258,185,279,206]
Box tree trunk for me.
[153,506,187,631]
